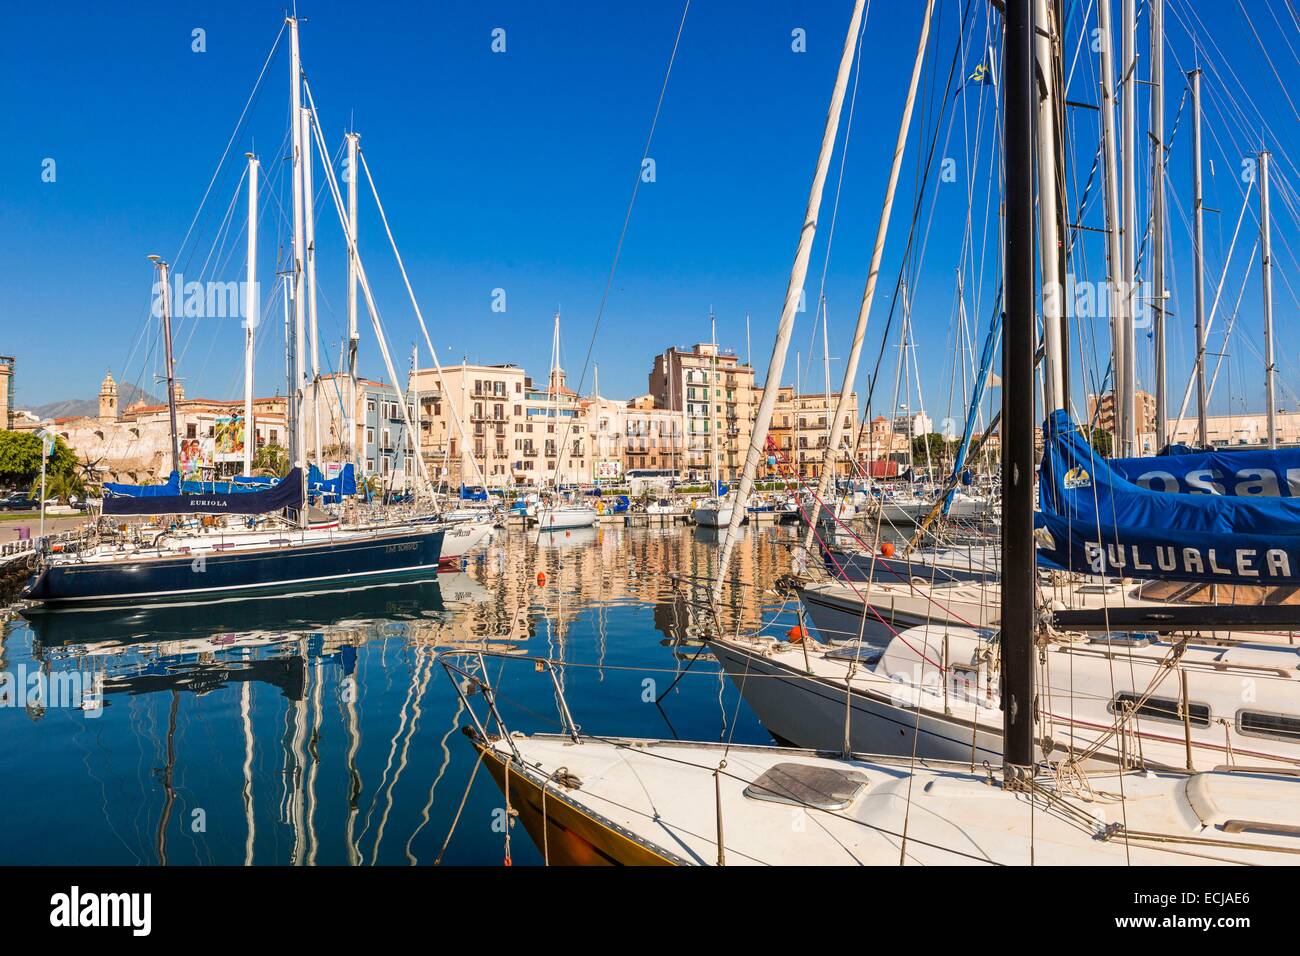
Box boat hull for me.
[474,738,679,866]
[709,639,1002,764]
[692,506,738,528]
[437,520,494,565]
[22,528,445,608]
[536,507,599,531]
[823,546,998,585]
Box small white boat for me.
[536,503,599,531]
[692,496,738,528]
[437,517,495,565]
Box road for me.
[0,513,89,544]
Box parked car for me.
[0,492,36,511]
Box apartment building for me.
[404,363,526,486]
[648,343,755,482]
[758,386,861,479]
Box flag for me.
[960,47,997,93]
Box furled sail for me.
[1036,410,1300,584]
[103,468,305,516]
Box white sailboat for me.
[535,311,599,533]
[692,310,739,529]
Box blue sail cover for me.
[1109,444,1300,497]
[308,464,357,503]
[181,475,275,494]
[103,472,181,497]
[1036,410,1300,585]
[104,468,305,517]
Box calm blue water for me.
[0,523,798,865]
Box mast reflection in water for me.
[0,524,795,865]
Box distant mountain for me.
[26,383,162,421]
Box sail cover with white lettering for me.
[1108,444,1300,497]
[1036,410,1300,584]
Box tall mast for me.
[288,15,307,521]
[802,0,936,543]
[795,351,801,478]
[411,343,423,492]
[1035,0,1065,414]
[346,131,360,465]
[710,308,718,492]
[712,0,867,606]
[551,310,561,487]
[1189,68,1209,446]
[1096,0,1129,452]
[150,256,181,477]
[820,295,832,467]
[301,106,321,467]
[1003,0,1036,773]
[1119,0,1138,453]
[244,153,259,477]
[1260,149,1277,448]
[1151,0,1167,448]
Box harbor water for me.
[0,523,802,865]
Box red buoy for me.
[880,541,896,558]
[786,625,806,644]
[536,571,546,586]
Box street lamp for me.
[34,427,54,539]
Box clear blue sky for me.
[1,0,1295,429]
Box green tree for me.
[0,430,80,493]
[1087,427,1114,457]
[910,432,951,471]
[253,442,290,477]
[0,430,44,486]
[29,469,84,504]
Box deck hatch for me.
[743,763,868,811]
[824,644,882,664]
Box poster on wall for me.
[179,437,214,478]
[214,415,245,462]
[594,459,622,481]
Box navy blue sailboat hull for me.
[22,528,445,608]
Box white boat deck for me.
[487,733,1300,865]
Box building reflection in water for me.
[4,524,796,865]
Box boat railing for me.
[440,652,582,762]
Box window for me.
[1110,693,1209,727]
[1237,710,1300,742]
[365,458,374,472]
[367,399,376,414]
[186,423,197,438]
[366,427,375,446]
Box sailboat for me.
[692,310,740,529]
[535,312,599,532]
[23,16,454,608]
[450,0,1300,866]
